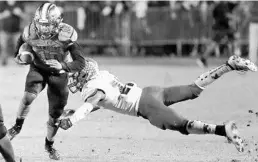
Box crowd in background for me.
[0,0,254,66]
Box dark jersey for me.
[21,22,85,73]
[212,2,238,31]
[0,1,24,33]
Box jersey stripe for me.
[70,28,74,39]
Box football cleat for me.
[225,121,244,152]
[7,124,22,140]
[227,55,257,72]
[45,142,60,160]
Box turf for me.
[0,57,257,162]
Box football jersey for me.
[22,22,77,71]
[81,71,142,116]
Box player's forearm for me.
[61,42,85,73]
[14,34,25,57]
[69,102,94,124]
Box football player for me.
[59,55,257,153]
[0,104,15,162]
[7,3,85,160]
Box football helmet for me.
[68,58,99,93]
[33,3,63,39]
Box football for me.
[19,51,35,64]
[17,43,35,64]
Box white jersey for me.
[80,70,142,116]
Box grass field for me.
[0,57,258,162]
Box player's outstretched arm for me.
[59,90,105,130]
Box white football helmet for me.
[33,3,63,39]
[68,58,100,93]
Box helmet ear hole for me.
[81,74,87,78]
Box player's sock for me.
[46,126,58,142]
[45,137,60,160]
[45,118,61,160]
[16,102,30,120]
[45,137,54,146]
[194,64,232,89]
[214,125,226,136]
[16,92,36,119]
[46,117,59,142]
[186,120,216,134]
[15,98,28,127]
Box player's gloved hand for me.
[59,118,73,130]
[46,59,63,70]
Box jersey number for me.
[121,83,134,95]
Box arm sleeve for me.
[70,90,103,124]
[60,42,86,73]
[14,34,25,58]
[69,102,94,124]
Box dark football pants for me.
[25,65,69,118]
[137,84,203,134]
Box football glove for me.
[59,118,73,130]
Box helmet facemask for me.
[68,72,81,93]
[67,58,100,93]
[68,72,88,93]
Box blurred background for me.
[0,0,256,65]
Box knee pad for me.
[22,92,37,105]
[0,122,7,139]
[49,108,64,119]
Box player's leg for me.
[45,74,69,160]
[161,55,257,106]
[138,90,244,152]
[0,105,15,162]
[7,65,46,140]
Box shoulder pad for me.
[58,23,78,42]
[22,23,37,42]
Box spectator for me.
[197,1,239,68]
[133,1,150,34]
[0,0,25,66]
[231,1,251,56]
[248,1,258,63]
